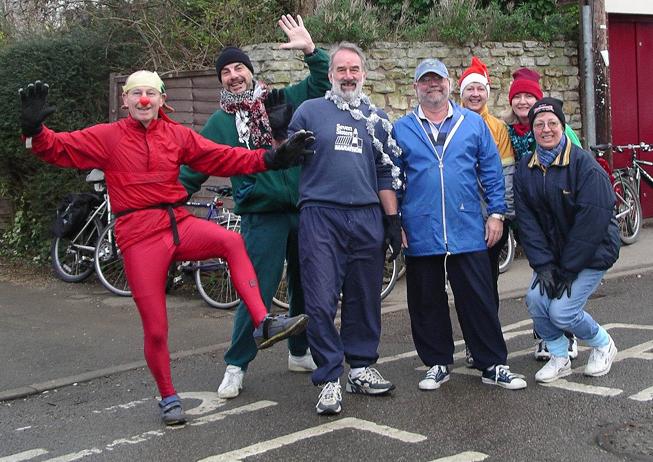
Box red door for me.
[609,15,653,217]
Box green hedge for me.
[0,25,140,259]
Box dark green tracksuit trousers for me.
[224,211,309,370]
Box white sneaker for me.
[316,380,342,415]
[288,350,317,372]
[535,355,572,383]
[585,336,617,377]
[218,365,244,399]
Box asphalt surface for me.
[1,226,653,461]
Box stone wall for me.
[245,40,581,131]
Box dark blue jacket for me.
[514,141,620,277]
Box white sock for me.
[349,367,365,379]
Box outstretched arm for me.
[278,14,315,55]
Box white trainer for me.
[288,350,317,372]
[218,365,244,399]
[535,355,572,383]
[585,336,617,377]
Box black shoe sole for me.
[256,315,309,350]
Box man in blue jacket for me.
[392,58,527,391]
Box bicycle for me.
[50,169,109,282]
[271,245,399,309]
[94,186,243,308]
[590,142,651,245]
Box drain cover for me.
[597,418,653,461]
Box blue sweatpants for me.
[299,205,384,385]
[405,251,508,370]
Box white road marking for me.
[92,397,150,414]
[43,449,102,462]
[429,451,489,461]
[190,401,277,426]
[178,392,228,416]
[539,379,622,396]
[629,385,653,402]
[33,401,274,461]
[105,430,165,450]
[14,427,32,432]
[197,417,427,462]
[0,449,48,462]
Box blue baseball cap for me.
[414,58,449,82]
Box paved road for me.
[1,227,652,461]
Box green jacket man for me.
[178,14,330,399]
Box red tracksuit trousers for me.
[122,215,267,398]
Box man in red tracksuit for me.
[18,71,314,426]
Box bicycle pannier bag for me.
[51,193,101,238]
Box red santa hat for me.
[508,68,543,102]
[458,56,490,98]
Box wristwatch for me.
[490,213,505,221]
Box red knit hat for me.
[508,68,543,102]
[458,56,490,97]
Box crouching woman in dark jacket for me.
[514,97,620,384]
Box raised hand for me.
[18,80,56,137]
[264,129,315,170]
[277,14,315,55]
[265,89,294,142]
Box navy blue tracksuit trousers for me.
[405,251,508,370]
[298,205,384,385]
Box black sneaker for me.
[159,394,186,426]
[316,380,342,415]
[346,367,395,395]
[253,314,309,350]
[534,339,551,361]
[419,365,450,390]
[481,365,527,390]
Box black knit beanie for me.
[528,97,566,130]
[215,47,254,82]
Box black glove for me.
[265,89,294,142]
[555,270,576,299]
[531,269,557,299]
[264,130,315,170]
[19,80,56,137]
[383,214,402,261]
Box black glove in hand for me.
[555,271,576,299]
[19,80,56,137]
[264,130,315,170]
[265,89,294,142]
[383,214,402,261]
[531,269,557,299]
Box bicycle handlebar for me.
[590,142,652,153]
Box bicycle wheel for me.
[272,261,290,310]
[614,178,642,245]
[194,217,241,309]
[51,217,102,283]
[94,221,131,296]
[396,251,406,280]
[381,246,398,301]
[498,228,515,274]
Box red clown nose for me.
[139,96,151,107]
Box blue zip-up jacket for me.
[392,102,506,256]
[514,141,620,277]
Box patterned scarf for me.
[508,124,535,162]
[536,134,567,168]
[219,82,272,148]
